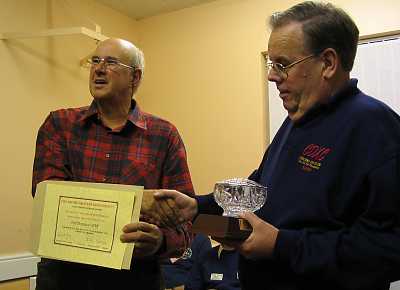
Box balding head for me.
[89,38,145,100]
[96,38,145,73]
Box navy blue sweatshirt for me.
[185,245,241,290]
[196,79,400,290]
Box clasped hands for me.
[119,189,194,257]
[120,189,279,259]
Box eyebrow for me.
[92,56,118,60]
[268,53,288,61]
[275,56,292,64]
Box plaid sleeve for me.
[158,223,193,258]
[32,112,71,196]
[159,125,195,257]
[161,126,194,196]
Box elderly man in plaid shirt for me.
[32,38,194,290]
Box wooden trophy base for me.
[192,214,252,240]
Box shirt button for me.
[105,153,110,158]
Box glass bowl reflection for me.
[213,178,267,217]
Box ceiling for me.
[95,0,219,20]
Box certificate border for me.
[53,196,118,253]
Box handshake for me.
[132,180,270,257]
[140,190,198,228]
[141,178,267,229]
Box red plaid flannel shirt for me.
[32,100,194,257]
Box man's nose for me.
[94,62,107,73]
[267,69,282,83]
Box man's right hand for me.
[153,190,198,225]
[141,190,180,228]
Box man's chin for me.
[283,104,299,119]
[91,92,112,100]
[282,102,293,113]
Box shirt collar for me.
[325,78,359,106]
[295,78,359,125]
[78,99,147,130]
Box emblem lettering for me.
[299,144,331,171]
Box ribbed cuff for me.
[195,193,223,216]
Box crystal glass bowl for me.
[213,178,267,217]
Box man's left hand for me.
[237,211,278,260]
[120,221,164,257]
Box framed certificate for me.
[31,180,143,270]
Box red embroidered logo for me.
[298,144,331,172]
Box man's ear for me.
[131,69,142,88]
[320,48,338,79]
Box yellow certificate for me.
[54,196,118,252]
[31,180,143,270]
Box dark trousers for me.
[36,258,163,290]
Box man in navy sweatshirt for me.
[153,1,400,290]
[184,242,240,290]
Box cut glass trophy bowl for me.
[213,178,267,217]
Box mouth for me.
[93,79,108,87]
[277,86,288,97]
[279,91,289,100]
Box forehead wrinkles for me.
[94,41,133,64]
[268,23,307,60]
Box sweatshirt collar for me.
[295,78,359,126]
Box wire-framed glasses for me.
[266,54,315,79]
[87,56,135,70]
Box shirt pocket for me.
[119,155,160,188]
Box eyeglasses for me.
[87,56,135,70]
[267,54,315,80]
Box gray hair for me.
[130,45,145,76]
[269,1,359,71]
